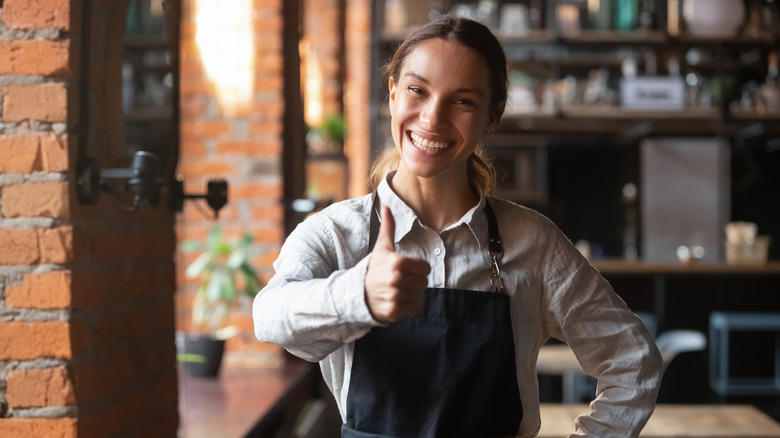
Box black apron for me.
[342,196,523,438]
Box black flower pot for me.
[178,333,226,378]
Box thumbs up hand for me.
[365,206,431,323]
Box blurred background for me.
[0,0,778,437]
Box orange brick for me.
[0,229,40,265]
[253,76,284,93]
[38,226,74,264]
[1,182,70,219]
[230,182,282,200]
[251,204,284,221]
[251,97,285,115]
[0,418,76,438]
[40,133,70,171]
[0,40,70,76]
[0,321,72,360]
[6,270,72,309]
[254,0,283,10]
[180,99,206,118]
[179,77,215,97]
[252,226,284,244]
[179,141,206,156]
[249,119,283,136]
[3,0,71,30]
[180,121,231,139]
[0,134,42,173]
[215,140,280,156]
[7,367,75,407]
[178,160,233,178]
[2,83,68,122]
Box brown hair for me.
[369,14,508,195]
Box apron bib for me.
[342,197,522,438]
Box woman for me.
[254,14,662,438]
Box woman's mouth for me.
[409,132,450,151]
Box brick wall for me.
[176,0,287,359]
[302,0,343,124]
[0,0,178,437]
[344,0,371,198]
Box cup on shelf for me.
[726,235,771,265]
[725,221,770,265]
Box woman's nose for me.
[420,98,447,129]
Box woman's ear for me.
[486,99,506,132]
[388,77,397,115]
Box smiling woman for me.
[253,14,662,438]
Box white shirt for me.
[254,174,662,438]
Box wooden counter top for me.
[538,403,780,437]
[178,359,314,438]
[591,259,780,275]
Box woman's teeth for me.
[410,132,449,151]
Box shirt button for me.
[434,248,442,256]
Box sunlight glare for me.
[194,0,254,115]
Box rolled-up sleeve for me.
[542,228,663,438]
[253,205,380,362]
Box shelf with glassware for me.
[122,35,174,122]
[374,0,780,135]
[122,33,175,171]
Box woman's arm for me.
[253,208,379,362]
[542,228,663,438]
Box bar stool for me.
[709,311,780,396]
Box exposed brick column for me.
[344,0,372,198]
[176,0,286,358]
[0,0,179,436]
[303,0,344,122]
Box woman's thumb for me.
[375,205,396,252]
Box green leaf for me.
[222,271,236,301]
[236,233,253,249]
[240,264,261,296]
[179,240,203,253]
[186,252,212,278]
[205,227,224,253]
[206,270,226,301]
[226,249,247,269]
[214,241,231,257]
[177,353,207,363]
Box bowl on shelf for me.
[682,0,745,38]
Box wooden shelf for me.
[124,35,170,50]
[382,28,777,47]
[592,259,780,275]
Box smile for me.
[409,132,450,151]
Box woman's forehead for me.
[399,39,491,91]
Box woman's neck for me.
[390,167,480,232]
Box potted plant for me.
[305,113,345,156]
[177,226,262,377]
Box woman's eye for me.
[456,98,475,107]
[407,86,423,95]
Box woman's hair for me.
[368,14,508,195]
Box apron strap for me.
[484,200,505,293]
[368,192,381,252]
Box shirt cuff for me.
[334,255,385,327]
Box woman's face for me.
[389,38,495,183]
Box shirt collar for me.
[376,171,487,248]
